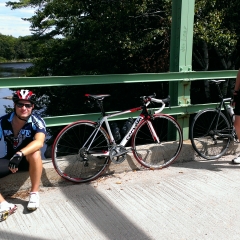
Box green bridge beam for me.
[169,0,194,139]
[0,70,237,88]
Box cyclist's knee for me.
[26,150,42,163]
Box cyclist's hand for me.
[8,153,23,172]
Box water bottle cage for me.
[121,118,134,136]
[110,122,121,141]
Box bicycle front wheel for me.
[132,114,183,169]
[190,109,231,160]
[52,121,110,183]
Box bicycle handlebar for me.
[141,94,171,114]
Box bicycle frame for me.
[83,106,159,153]
[218,98,233,126]
[208,81,234,139]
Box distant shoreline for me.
[0,59,32,64]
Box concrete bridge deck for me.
[1,140,240,239]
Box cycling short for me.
[0,156,29,178]
[234,91,240,116]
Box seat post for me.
[216,83,223,99]
[97,100,106,116]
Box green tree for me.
[0,34,37,61]
[0,34,17,60]
[7,0,172,74]
[7,0,173,108]
[191,0,240,103]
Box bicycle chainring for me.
[109,145,127,164]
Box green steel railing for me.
[0,70,237,131]
[0,70,237,89]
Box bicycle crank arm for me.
[216,133,234,140]
[111,148,133,157]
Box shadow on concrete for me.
[0,231,47,240]
[58,183,153,239]
[1,167,56,195]
[2,139,240,239]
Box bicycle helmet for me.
[12,89,36,104]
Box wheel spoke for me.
[190,109,231,159]
[52,121,110,183]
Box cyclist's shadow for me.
[171,140,240,172]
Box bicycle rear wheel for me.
[190,109,231,160]
[52,121,110,183]
[132,114,183,169]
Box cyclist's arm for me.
[17,132,45,157]
[234,69,240,92]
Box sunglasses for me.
[16,103,33,108]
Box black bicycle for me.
[190,80,239,160]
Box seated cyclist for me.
[0,89,46,210]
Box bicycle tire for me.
[131,114,183,169]
[190,109,231,160]
[52,120,110,183]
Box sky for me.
[0,0,34,37]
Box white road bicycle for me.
[52,93,183,183]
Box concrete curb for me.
[1,140,239,195]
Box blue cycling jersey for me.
[0,112,46,158]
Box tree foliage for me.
[7,0,173,114]
[7,0,172,74]
[0,34,37,61]
[191,0,240,103]
[193,0,240,69]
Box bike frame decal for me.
[99,109,144,144]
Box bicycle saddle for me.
[85,94,111,100]
[209,80,225,84]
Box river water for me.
[0,62,47,159]
[0,63,33,115]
